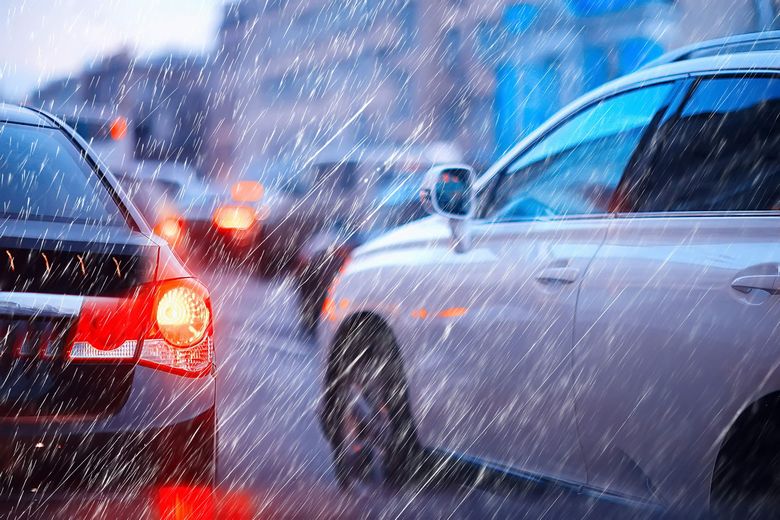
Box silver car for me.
[318,33,780,515]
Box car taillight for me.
[154,280,210,347]
[68,278,214,377]
[109,116,128,141]
[213,205,256,231]
[231,180,264,202]
[154,216,184,246]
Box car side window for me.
[484,83,673,221]
[621,76,780,213]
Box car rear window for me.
[0,123,125,225]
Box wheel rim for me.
[339,366,393,487]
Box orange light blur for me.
[411,308,428,319]
[213,205,256,231]
[154,216,184,246]
[322,296,336,321]
[438,306,468,318]
[231,180,264,203]
[110,116,128,141]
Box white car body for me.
[319,50,780,511]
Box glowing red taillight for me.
[155,281,210,347]
[154,216,184,246]
[68,278,214,377]
[213,205,256,231]
[69,286,153,360]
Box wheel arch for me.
[710,390,780,505]
[325,311,403,387]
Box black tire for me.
[712,406,780,519]
[322,322,422,490]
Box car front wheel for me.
[323,324,422,491]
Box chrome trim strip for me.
[0,292,83,317]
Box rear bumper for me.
[179,219,263,263]
[0,366,216,494]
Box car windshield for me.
[0,123,124,225]
[355,169,428,235]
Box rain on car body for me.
[318,34,780,514]
[0,105,216,493]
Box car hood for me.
[351,215,450,259]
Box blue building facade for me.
[490,0,674,157]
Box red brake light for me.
[110,116,128,141]
[69,287,153,360]
[68,278,214,377]
[154,216,184,246]
[213,205,255,231]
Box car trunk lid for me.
[0,220,158,417]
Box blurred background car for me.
[234,157,310,273]
[59,108,273,273]
[58,109,134,175]
[294,143,462,334]
[115,159,272,271]
[235,149,377,274]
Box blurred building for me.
[27,0,780,180]
[209,0,775,174]
[28,51,211,170]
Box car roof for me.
[645,31,780,68]
[612,51,780,92]
[0,104,55,127]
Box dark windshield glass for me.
[0,123,124,225]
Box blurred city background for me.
[0,2,779,517]
[3,0,778,181]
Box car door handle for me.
[731,274,780,295]
[535,267,580,285]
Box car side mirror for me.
[420,164,476,252]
